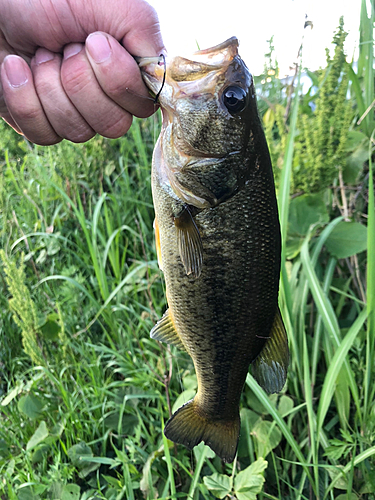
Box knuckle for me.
[62,67,91,97]
[99,113,132,139]
[13,103,42,123]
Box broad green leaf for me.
[325,221,367,258]
[344,130,369,152]
[104,413,138,434]
[140,445,164,498]
[234,458,267,500]
[245,388,278,415]
[17,484,47,500]
[278,395,294,417]
[0,439,9,459]
[18,393,44,419]
[104,160,116,177]
[203,472,232,499]
[193,441,215,462]
[344,138,369,184]
[327,466,348,490]
[51,420,66,437]
[61,484,81,500]
[244,457,268,475]
[36,248,47,264]
[31,443,51,463]
[67,442,100,478]
[288,193,329,236]
[5,459,15,477]
[241,408,260,429]
[26,421,49,451]
[1,381,24,406]
[335,495,358,500]
[39,317,61,340]
[68,442,93,467]
[46,237,61,256]
[251,420,282,458]
[182,374,198,390]
[285,236,303,259]
[171,389,196,414]
[238,408,260,457]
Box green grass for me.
[0,9,374,499]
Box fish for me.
[138,37,289,463]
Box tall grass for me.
[0,6,374,499]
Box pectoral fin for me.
[252,307,289,394]
[150,309,186,351]
[153,218,163,271]
[174,208,203,279]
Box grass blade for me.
[364,130,375,415]
[300,237,362,426]
[316,308,367,436]
[246,374,315,490]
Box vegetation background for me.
[0,1,374,498]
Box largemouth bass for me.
[139,37,289,463]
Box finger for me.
[61,43,133,138]
[0,90,22,133]
[118,0,165,57]
[1,113,22,133]
[85,32,156,118]
[31,48,95,143]
[1,55,61,145]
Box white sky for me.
[148,0,362,77]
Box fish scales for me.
[154,168,279,406]
[139,37,289,462]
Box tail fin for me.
[164,398,240,463]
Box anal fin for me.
[174,208,203,279]
[252,307,289,394]
[150,309,186,351]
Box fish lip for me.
[134,55,164,67]
[139,58,166,97]
[192,36,239,60]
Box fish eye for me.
[222,86,247,114]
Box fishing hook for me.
[154,54,166,104]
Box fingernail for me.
[3,55,28,88]
[35,48,54,65]
[86,33,112,63]
[64,43,83,60]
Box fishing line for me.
[154,54,166,104]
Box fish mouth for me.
[191,36,239,63]
[135,54,166,98]
[137,36,240,97]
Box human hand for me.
[0,0,164,145]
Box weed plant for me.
[0,4,374,499]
